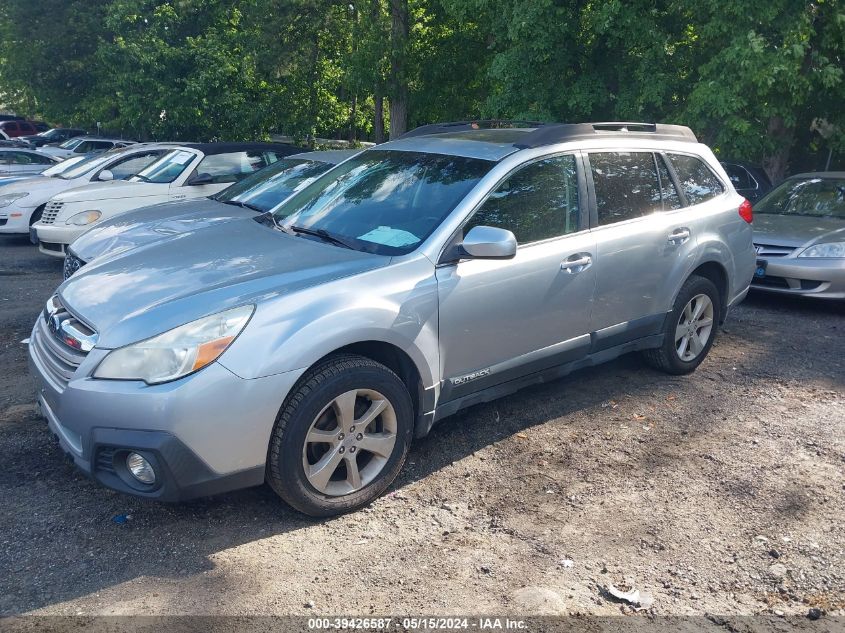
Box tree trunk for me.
[374,91,385,143]
[762,116,793,184]
[388,0,409,139]
[307,28,320,148]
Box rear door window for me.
[668,154,725,204]
[590,152,667,225]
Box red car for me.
[0,120,37,138]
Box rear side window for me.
[590,152,664,225]
[669,154,724,204]
[466,154,581,243]
[723,163,754,189]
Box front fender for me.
[218,257,440,390]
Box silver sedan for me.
[751,172,845,299]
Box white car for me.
[34,142,296,257]
[38,137,136,161]
[0,148,60,177]
[0,144,176,236]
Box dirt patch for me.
[0,234,842,618]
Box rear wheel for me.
[266,354,413,517]
[642,275,721,375]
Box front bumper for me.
[35,222,87,257]
[0,206,37,234]
[751,257,845,299]
[28,321,305,501]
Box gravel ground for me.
[0,233,843,620]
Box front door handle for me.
[561,253,593,273]
[668,228,691,245]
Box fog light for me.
[126,452,156,484]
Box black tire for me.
[642,275,721,375]
[266,354,414,517]
[29,204,45,226]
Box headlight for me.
[66,210,102,226]
[0,192,29,208]
[93,305,254,384]
[798,242,845,258]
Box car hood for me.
[52,179,163,203]
[70,198,254,262]
[753,213,845,248]
[0,175,69,197]
[59,217,389,348]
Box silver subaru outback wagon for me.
[29,122,756,516]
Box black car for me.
[19,127,87,148]
[721,161,773,203]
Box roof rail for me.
[514,122,697,148]
[399,119,547,140]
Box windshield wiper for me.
[131,174,152,183]
[221,199,264,213]
[288,225,356,250]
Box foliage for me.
[1,0,842,176]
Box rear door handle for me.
[668,228,691,245]
[560,253,593,273]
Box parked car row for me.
[7,120,842,519]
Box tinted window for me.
[466,155,580,243]
[723,163,753,189]
[756,177,845,219]
[591,152,663,225]
[15,152,53,165]
[274,150,493,255]
[194,151,281,184]
[218,158,334,212]
[669,154,724,204]
[656,154,682,210]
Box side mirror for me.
[188,173,214,186]
[97,169,114,182]
[461,225,517,259]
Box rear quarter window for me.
[669,154,725,205]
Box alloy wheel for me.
[302,389,397,496]
[674,293,714,362]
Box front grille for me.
[40,200,64,225]
[754,243,795,258]
[29,297,94,392]
[63,251,86,280]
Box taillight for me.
[739,199,753,224]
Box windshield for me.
[216,158,334,212]
[39,129,61,139]
[756,177,845,220]
[272,150,493,255]
[58,138,84,150]
[131,149,195,184]
[42,155,85,176]
[56,152,117,180]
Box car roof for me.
[379,129,533,161]
[73,136,133,141]
[179,142,300,156]
[379,121,699,162]
[787,171,845,180]
[288,149,360,164]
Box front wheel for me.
[642,275,721,375]
[266,354,414,517]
